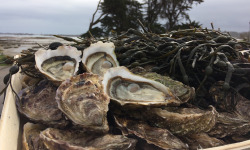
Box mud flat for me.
[0,33,77,56]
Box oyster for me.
[114,116,188,150]
[16,80,68,127]
[56,73,110,132]
[139,71,195,103]
[114,106,217,136]
[82,41,119,76]
[35,45,81,83]
[146,107,217,135]
[102,66,181,106]
[22,122,47,150]
[40,128,137,150]
[181,133,225,150]
[208,112,250,138]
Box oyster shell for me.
[35,45,81,83]
[56,73,110,132]
[22,122,47,150]
[102,66,181,106]
[181,133,225,150]
[146,107,217,135]
[114,116,188,150]
[16,80,68,127]
[82,41,119,76]
[40,128,137,150]
[140,72,195,103]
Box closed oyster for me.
[146,107,217,135]
[102,66,181,106]
[40,128,137,150]
[114,116,188,150]
[56,73,110,132]
[16,80,68,127]
[181,133,225,150]
[35,46,81,83]
[82,41,119,76]
[22,122,47,150]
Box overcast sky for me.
[0,0,249,35]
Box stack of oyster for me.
[16,41,250,150]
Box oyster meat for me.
[22,122,47,150]
[82,41,119,76]
[40,128,137,150]
[56,73,110,132]
[114,116,188,150]
[102,66,181,106]
[35,45,81,83]
[16,80,68,127]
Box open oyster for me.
[22,122,47,150]
[56,73,110,132]
[102,66,181,106]
[35,45,81,83]
[82,41,119,76]
[16,80,68,127]
[40,128,137,150]
[114,116,188,150]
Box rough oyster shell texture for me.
[102,66,182,106]
[40,128,137,150]
[22,122,48,150]
[82,41,119,77]
[114,116,188,150]
[56,73,110,133]
[16,80,68,127]
[35,45,81,83]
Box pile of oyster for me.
[16,41,250,150]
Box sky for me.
[0,0,249,35]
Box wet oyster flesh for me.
[35,45,81,82]
[82,41,119,76]
[103,66,181,106]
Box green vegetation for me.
[82,0,204,37]
[0,51,12,66]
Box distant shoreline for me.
[0,33,80,37]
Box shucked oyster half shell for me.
[82,41,119,77]
[40,128,137,150]
[102,66,181,106]
[35,46,81,83]
[56,73,110,133]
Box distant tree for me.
[100,0,143,35]
[171,20,202,30]
[143,0,165,33]
[159,0,204,30]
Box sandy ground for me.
[0,34,76,116]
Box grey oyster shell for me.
[16,80,68,127]
[114,116,188,150]
[56,73,110,133]
[40,128,137,150]
[22,122,48,150]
